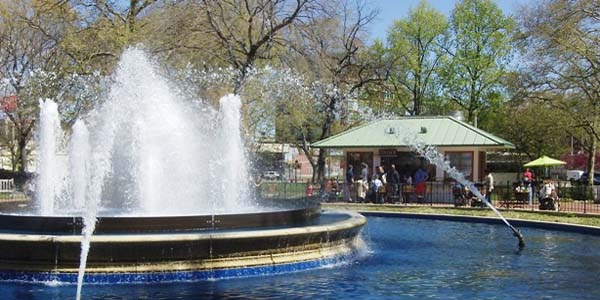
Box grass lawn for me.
[260,181,308,198]
[322,203,600,228]
[0,192,26,201]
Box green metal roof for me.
[311,116,515,149]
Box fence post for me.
[507,180,511,208]
[430,181,433,206]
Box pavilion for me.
[311,116,514,183]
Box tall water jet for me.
[37,99,63,215]
[69,120,95,300]
[31,48,263,217]
[69,120,91,210]
[219,94,250,210]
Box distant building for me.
[311,116,514,182]
[252,143,314,181]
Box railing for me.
[0,179,14,193]
[3,177,600,214]
[0,179,15,202]
[306,179,600,215]
[0,178,32,202]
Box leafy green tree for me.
[519,0,600,186]
[385,0,448,115]
[441,0,514,123]
[491,104,571,161]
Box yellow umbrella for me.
[523,155,566,176]
[523,155,566,167]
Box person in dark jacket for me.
[344,164,354,202]
[389,164,401,197]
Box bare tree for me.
[71,0,158,33]
[0,1,73,172]
[201,0,315,93]
[49,0,161,73]
[284,0,386,182]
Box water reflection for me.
[2,217,600,300]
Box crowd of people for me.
[338,163,561,210]
[344,163,429,204]
[515,168,560,210]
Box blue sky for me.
[367,0,528,42]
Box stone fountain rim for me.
[0,198,322,234]
[0,210,366,243]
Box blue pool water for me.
[2,216,600,300]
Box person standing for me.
[370,174,384,204]
[414,166,429,203]
[404,174,412,185]
[355,176,368,203]
[523,168,535,205]
[402,174,413,203]
[389,164,401,198]
[361,162,369,183]
[484,168,494,204]
[376,165,387,185]
[344,164,354,202]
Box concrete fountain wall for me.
[0,207,365,282]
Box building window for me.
[446,152,473,180]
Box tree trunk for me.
[17,137,27,172]
[314,97,337,183]
[127,0,139,33]
[316,148,327,183]
[586,137,596,187]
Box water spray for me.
[400,130,525,249]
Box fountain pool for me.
[0,48,366,299]
[1,215,599,300]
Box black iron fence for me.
[257,179,600,215]
[4,179,597,215]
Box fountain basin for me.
[0,204,365,283]
[0,199,322,234]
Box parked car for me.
[576,172,600,185]
[566,170,584,181]
[262,171,281,180]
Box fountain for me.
[0,48,365,297]
[401,131,526,248]
[1,49,599,300]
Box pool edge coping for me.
[357,210,600,236]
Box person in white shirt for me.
[369,174,383,203]
[484,168,494,203]
[355,176,368,203]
